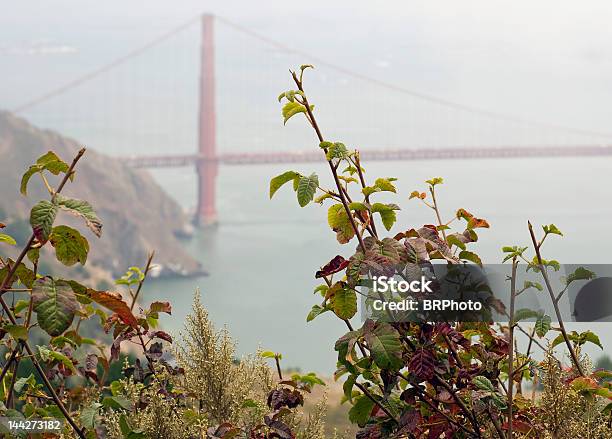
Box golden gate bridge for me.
[11,14,612,225]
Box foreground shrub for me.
[270,65,612,438]
[0,149,330,439]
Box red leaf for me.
[408,348,436,382]
[88,289,138,328]
[150,330,173,343]
[150,301,172,315]
[315,255,349,278]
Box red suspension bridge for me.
[11,14,612,225]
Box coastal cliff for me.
[0,111,202,281]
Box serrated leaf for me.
[282,101,306,124]
[348,202,368,211]
[364,322,402,371]
[80,403,102,429]
[374,178,396,193]
[88,289,138,328]
[565,267,596,285]
[49,225,89,266]
[348,394,375,426]
[296,173,318,207]
[269,171,300,199]
[30,200,58,243]
[473,375,496,393]
[543,224,563,236]
[32,277,78,336]
[326,142,348,160]
[0,233,16,245]
[3,324,28,341]
[306,304,329,322]
[513,308,541,323]
[54,195,102,237]
[332,286,357,320]
[535,314,551,337]
[459,250,482,266]
[21,165,40,196]
[425,177,444,186]
[361,186,381,197]
[371,203,400,231]
[38,345,76,372]
[328,204,355,244]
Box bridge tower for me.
[195,13,217,226]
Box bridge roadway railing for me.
[122,145,612,168]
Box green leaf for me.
[473,375,496,393]
[326,142,349,160]
[36,151,69,174]
[581,330,603,349]
[446,234,466,250]
[102,395,133,411]
[307,304,329,322]
[26,248,40,264]
[551,333,565,349]
[363,323,402,371]
[269,171,300,199]
[523,280,543,291]
[332,286,357,320]
[32,277,78,336]
[260,351,277,359]
[459,250,482,267]
[296,173,319,207]
[80,403,102,429]
[426,177,444,186]
[535,314,551,337]
[374,178,396,193]
[38,345,76,372]
[0,234,16,246]
[543,224,563,236]
[513,308,541,323]
[565,267,596,285]
[361,186,381,197]
[54,195,102,237]
[119,414,146,439]
[282,101,306,124]
[348,202,369,211]
[21,166,40,196]
[21,152,70,196]
[348,394,375,426]
[30,200,58,243]
[328,204,355,244]
[3,324,28,341]
[49,225,89,266]
[371,203,400,231]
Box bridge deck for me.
[123,145,612,168]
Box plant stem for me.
[0,346,20,383]
[274,355,283,381]
[507,257,518,439]
[353,153,378,238]
[291,72,367,254]
[429,186,447,240]
[527,221,584,376]
[130,251,155,311]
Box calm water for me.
[143,157,612,373]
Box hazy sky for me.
[2,0,612,136]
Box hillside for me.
[0,111,202,281]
